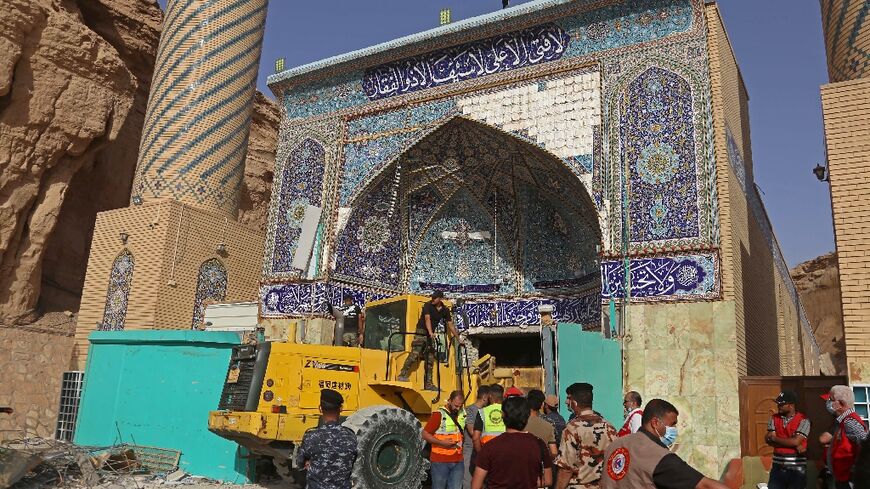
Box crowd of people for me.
[297,381,868,489]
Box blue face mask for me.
[660,425,678,448]
[825,399,835,415]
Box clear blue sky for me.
[157,0,834,267]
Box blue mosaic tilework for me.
[278,0,693,120]
[333,172,403,289]
[362,23,570,101]
[285,72,368,120]
[260,281,389,318]
[341,100,456,205]
[409,190,518,295]
[191,258,228,328]
[100,249,134,331]
[456,292,600,329]
[520,186,599,291]
[621,66,699,243]
[272,138,326,274]
[600,252,718,301]
[560,0,693,58]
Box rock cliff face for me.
[0,0,278,323]
[790,252,846,375]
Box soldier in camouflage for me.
[554,383,617,489]
[298,389,358,489]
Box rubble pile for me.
[0,436,275,488]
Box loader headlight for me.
[263,390,274,402]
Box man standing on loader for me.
[397,291,460,390]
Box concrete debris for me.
[164,469,187,483]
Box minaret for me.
[131,0,270,218]
[72,0,270,368]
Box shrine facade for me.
[262,0,822,475]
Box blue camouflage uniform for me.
[298,420,358,489]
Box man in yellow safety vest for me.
[474,384,519,452]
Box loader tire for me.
[343,405,427,489]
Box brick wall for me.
[706,4,818,376]
[821,77,870,383]
[820,0,870,82]
[73,200,265,369]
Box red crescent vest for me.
[772,412,808,466]
[618,409,643,437]
[832,411,866,482]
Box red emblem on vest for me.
[607,447,630,480]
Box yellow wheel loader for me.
[208,294,519,488]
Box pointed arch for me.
[271,137,327,274]
[191,258,228,328]
[100,249,134,331]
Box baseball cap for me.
[545,394,559,408]
[820,392,831,400]
[775,390,797,405]
[504,386,524,398]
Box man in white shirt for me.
[618,391,643,437]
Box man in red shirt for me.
[472,395,554,489]
[423,390,466,489]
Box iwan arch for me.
[261,0,821,475]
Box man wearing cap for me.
[527,389,559,457]
[543,394,567,447]
[398,291,459,390]
[765,390,811,489]
[298,389,358,489]
[555,382,617,489]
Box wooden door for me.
[740,376,847,460]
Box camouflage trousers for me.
[398,329,435,384]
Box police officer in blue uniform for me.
[298,389,358,489]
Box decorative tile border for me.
[600,251,719,301]
[456,291,601,329]
[260,281,390,318]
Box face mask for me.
[825,399,835,415]
[656,421,678,448]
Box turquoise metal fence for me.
[556,324,623,426]
[74,331,251,482]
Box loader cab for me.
[363,295,454,363]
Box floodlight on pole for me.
[440,8,451,25]
[275,57,285,73]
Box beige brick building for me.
[819,0,870,384]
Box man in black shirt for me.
[339,295,364,346]
[397,291,459,390]
[601,399,727,489]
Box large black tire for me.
[343,406,428,489]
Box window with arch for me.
[191,258,228,328]
[100,249,134,331]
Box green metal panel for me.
[556,324,623,426]
[74,331,251,482]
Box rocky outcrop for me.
[0,0,278,323]
[238,91,279,232]
[790,252,846,375]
